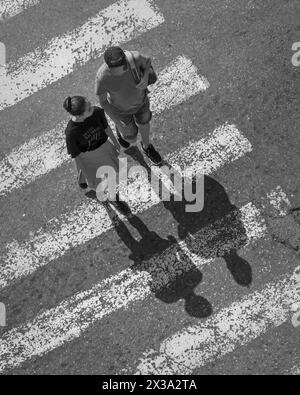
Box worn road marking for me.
[134,266,300,374]
[0,0,164,110]
[0,56,209,196]
[0,124,252,289]
[0,0,41,20]
[0,187,286,373]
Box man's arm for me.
[98,93,124,129]
[95,72,123,128]
[135,54,152,90]
[140,55,152,80]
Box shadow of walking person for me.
[126,146,252,288]
[103,201,212,319]
[162,173,253,288]
[223,249,253,287]
[154,264,213,318]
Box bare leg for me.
[138,122,151,149]
[74,157,88,187]
[137,121,162,165]
[116,124,137,146]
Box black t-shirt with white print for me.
[65,107,109,159]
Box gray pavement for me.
[0,0,299,375]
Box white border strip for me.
[0,0,165,110]
[0,56,209,195]
[0,0,41,20]
[135,266,300,375]
[0,189,281,373]
[0,124,252,289]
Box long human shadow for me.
[125,146,252,288]
[103,201,213,319]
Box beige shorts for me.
[113,96,152,143]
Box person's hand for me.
[136,77,148,90]
[136,59,151,90]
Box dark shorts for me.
[114,96,152,143]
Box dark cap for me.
[104,46,126,68]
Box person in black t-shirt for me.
[63,96,121,201]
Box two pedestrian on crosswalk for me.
[64,46,162,205]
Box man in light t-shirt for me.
[95,46,162,166]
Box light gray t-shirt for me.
[95,51,149,113]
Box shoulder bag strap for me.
[124,50,141,83]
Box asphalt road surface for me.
[0,0,299,375]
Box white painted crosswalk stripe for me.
[2,1,293,377]
[0,187,284,373]
[0,56,209,196]
[0,0,165,110]
[134,266,300,375]
[0,0,41,20]
[0,124,252,290]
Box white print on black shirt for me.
[82,126,103,150]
